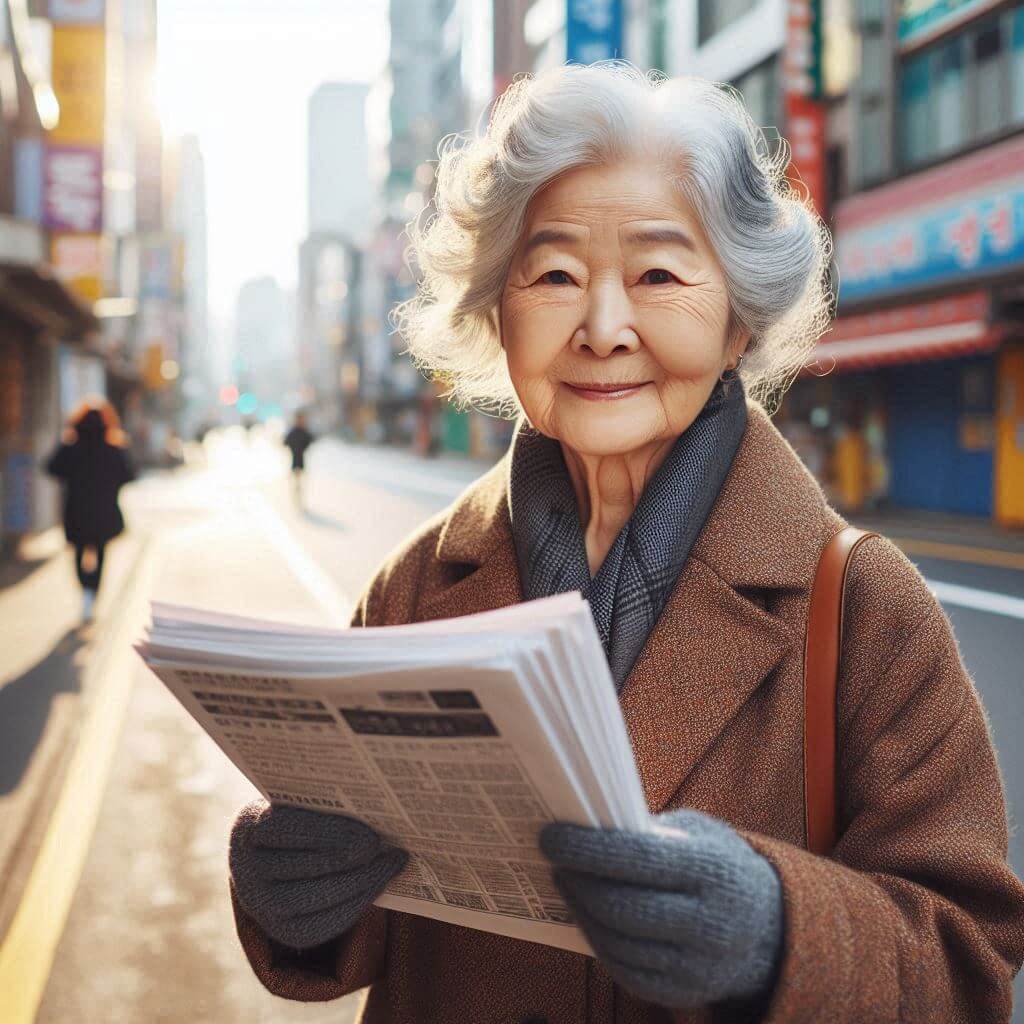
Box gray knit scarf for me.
[508,380,748,692]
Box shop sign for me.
[898,0,1002,50]
[50,26,105,144]
[566,0,623,64]
[51,233,103,303]
[835,135,1024,304]
[44,145,103,233]
[50,0,105,24]
[783,0,826,216]
[826,291,989,342]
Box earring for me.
[720,352,744,383]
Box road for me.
[2,428,1023,1022]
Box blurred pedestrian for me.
[283,412,314,505]
[46,398,135,622]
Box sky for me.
[156,0,389,339]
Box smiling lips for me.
[564,381,651,401]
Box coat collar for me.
[426,402,843,812]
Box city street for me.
[2,433,1023,1023]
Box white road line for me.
[243,493,353,625]
[927,579,1024,621]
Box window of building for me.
[901,51,930,166]
[698,0,758,45]
[860,32,887,92]
[825,143,848,205]
[859,102,887,182]
[649,0,669,72]
[854,0,885,25]
[933,37,966,155]
[733,59,779,129]
[973,20,1007,138]
[1011,6,1024,122]
[899,3,1024,170]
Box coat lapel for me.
[618,558,795,812]
[420,459,523,623]
[423,404,841,815]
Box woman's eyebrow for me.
[521,227,581,254]
[623,227,696,252]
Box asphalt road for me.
[4,427,1022,1022]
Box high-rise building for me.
[166,133,209,435]
[233,275,294,409]
[308,82,372,242]
[384,0,464,213]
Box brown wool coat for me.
[232,402,1024,1023]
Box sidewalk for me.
[851,507,1024,569]
[0,528,147,942]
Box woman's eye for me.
[539,270,573,285]
[641,268,676,285]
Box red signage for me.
[823,291,989,343]
[783,0,826,217]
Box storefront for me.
[806,132,1024,525]
[0,262,100,546]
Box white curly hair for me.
[396,61,833,414]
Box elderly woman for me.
[228,64,1024,1022]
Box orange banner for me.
[50,26,106,145]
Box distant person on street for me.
[46,398,135,623]
[283,412,314,504]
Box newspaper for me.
[137,593,651,954]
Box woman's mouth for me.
[563,381,651,401]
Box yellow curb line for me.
[890,537,1024,572]
[0,539,160,1024]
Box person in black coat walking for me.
[283,412,314,505]
[46,399,135,621]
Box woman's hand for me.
[540,808,783,1010]
[229,801,408,950]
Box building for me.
[344,0,472,452]
[233,275,295,416]
[637,0,1024,527]
[166,133,210,438]
[1,0,106,546]
[811,0,1024,525]
[493,0,535,93]
[308,82,372,241]
[297,83,372,430]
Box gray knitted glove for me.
[229,800,408,950]
[540,808,783,1010]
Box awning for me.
[809,291,1004,372]
[0,262,99,338]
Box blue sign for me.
[566,0,623,64]
[837,181,1024,304]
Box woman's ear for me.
[727,323,751,367]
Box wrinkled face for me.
[500,161,744,456]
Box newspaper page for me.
[149,656,598,954]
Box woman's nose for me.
[571,277,639,357]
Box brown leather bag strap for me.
[803,526,877,856]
